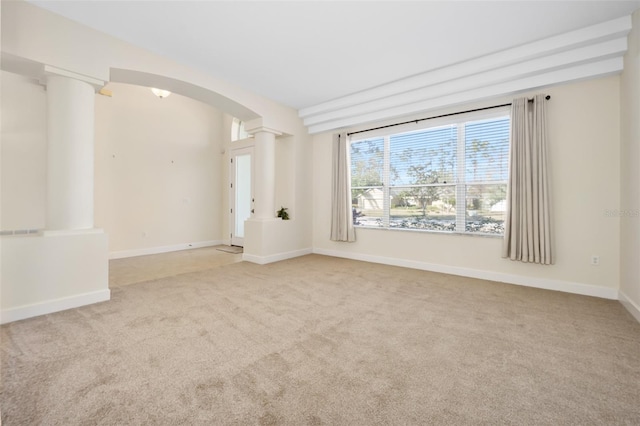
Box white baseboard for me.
[109,240,223,260]
[619,291,640,323]
[313,248,619,300]
[0,289,111,325]
[243,248,312,265]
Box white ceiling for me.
[28,1,640,111]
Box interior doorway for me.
[229,147,253,247]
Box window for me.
[350,114,510,235]
[231,117,249,142]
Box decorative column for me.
[44,67,103,231]
[250,127,282,220]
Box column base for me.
[242,218,310,265]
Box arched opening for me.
[109,68,260,122]
[105,68,263,252]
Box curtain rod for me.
[346,95,551,137]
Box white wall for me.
[313,76,621,298]
[95,82,224,255]
[0,72,47,231]
[1,231,109,323]
[620,10,640,321]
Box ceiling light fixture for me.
[151,88,171,98]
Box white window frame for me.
[350,108,510,236]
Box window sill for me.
[353,225,503,239]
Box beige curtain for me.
[502,94,553,264]
[330,132,356,242]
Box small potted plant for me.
[276,206,290,220]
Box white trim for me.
[300,16,631,118]
[308,57,623,134]
[109,240,223,260]
[312,248,618,300]
[0,289,111,325]
[304,39,627,128]
[243,248,312,265]
[619,291,640,323]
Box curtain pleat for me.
[330,132,356,242]
[502,94,553,264]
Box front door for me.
[229,147,253,247]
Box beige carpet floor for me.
[2,254,639,425]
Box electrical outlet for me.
[591,255,600,266]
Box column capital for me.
[41,65,105,91]
[245,126,282,137]
[243,118,284,137]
